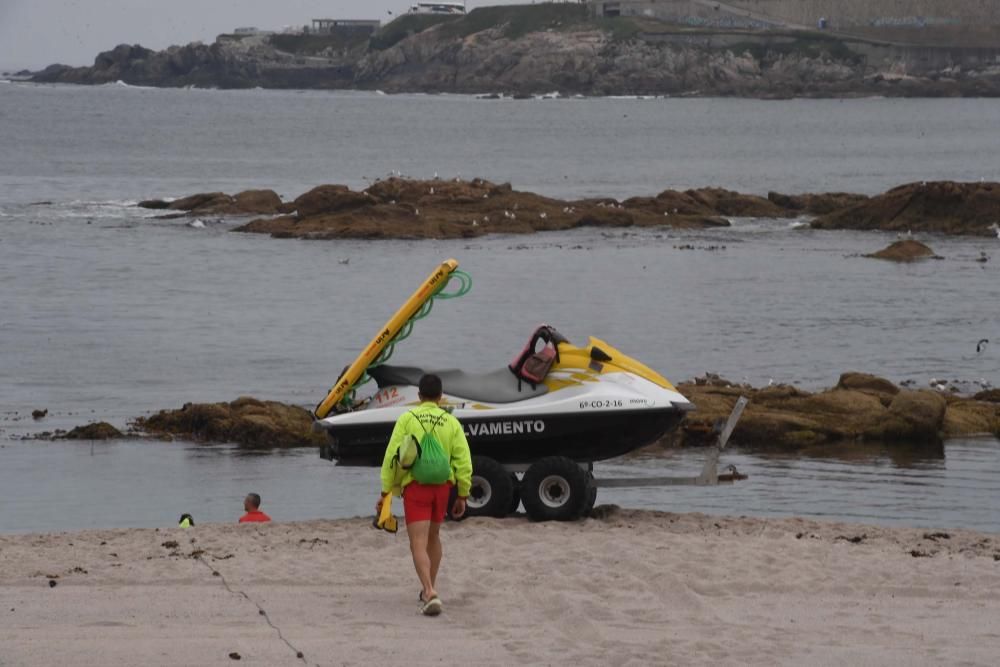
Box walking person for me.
[376,374,472,616]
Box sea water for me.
[1,84,998,533]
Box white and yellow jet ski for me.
[315,259,694,520]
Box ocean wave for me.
[67,199,139,207]
[25,199,147,221]
[100,80,157,91]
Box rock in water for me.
[667,372,999,450]
[766,191,870,215]
[168,192,233,212]
[133,397,328,448]
[292,185,373,217]
[865,240,938,262]
[836,372,900,398]
[814,181,1000,236]
[974,389,1000,403]
[232,189,284,214]
[63,422,124,440]
[883,390,948,440]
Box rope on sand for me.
[193,555,316,666]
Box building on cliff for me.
[310,19,382,35]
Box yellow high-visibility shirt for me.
[380,402,473,497]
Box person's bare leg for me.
[407,520,436,600]
[428,521,443,589]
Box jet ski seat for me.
[367,365,549,404]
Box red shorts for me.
[403,482,452,524]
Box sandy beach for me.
[1,509,998,666]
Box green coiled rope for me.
[343,269,472,406]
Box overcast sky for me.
[0,0,534,69]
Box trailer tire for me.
[581,473,598,518]
[521,456,589,522]
[508,473,521,515]
[465,456,514,519]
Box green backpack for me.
[400,410,452,485]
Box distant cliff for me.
[31,4,1000,97]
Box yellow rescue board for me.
[314,259,460,419]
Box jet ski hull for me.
[323,406,688,466]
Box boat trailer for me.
[474,396,749,521]
[591,396,749,488]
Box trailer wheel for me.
[581,473,598,518]
[465,456,514,518]
[521,456,589,522]
[508,473,521,515]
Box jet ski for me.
[319,327,693,466]
[315,259,694,520]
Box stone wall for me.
[592,1,782,29]
[591,1,1000,46]
[724,1,1000,29]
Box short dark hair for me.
[246,493,261,509]
[418,374,443,399]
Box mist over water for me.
[1,84,998,533]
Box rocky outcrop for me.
[812,181,1000,237]
[865,240,940,262]
[229,178,738,240]
[138,179,999,239]
[30,6,1000,98]
[32,42,270,88]
[667,372,999,450]
[132,397,328,449]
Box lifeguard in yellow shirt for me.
[376,373,472,616]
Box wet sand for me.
[1,510,999,666]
